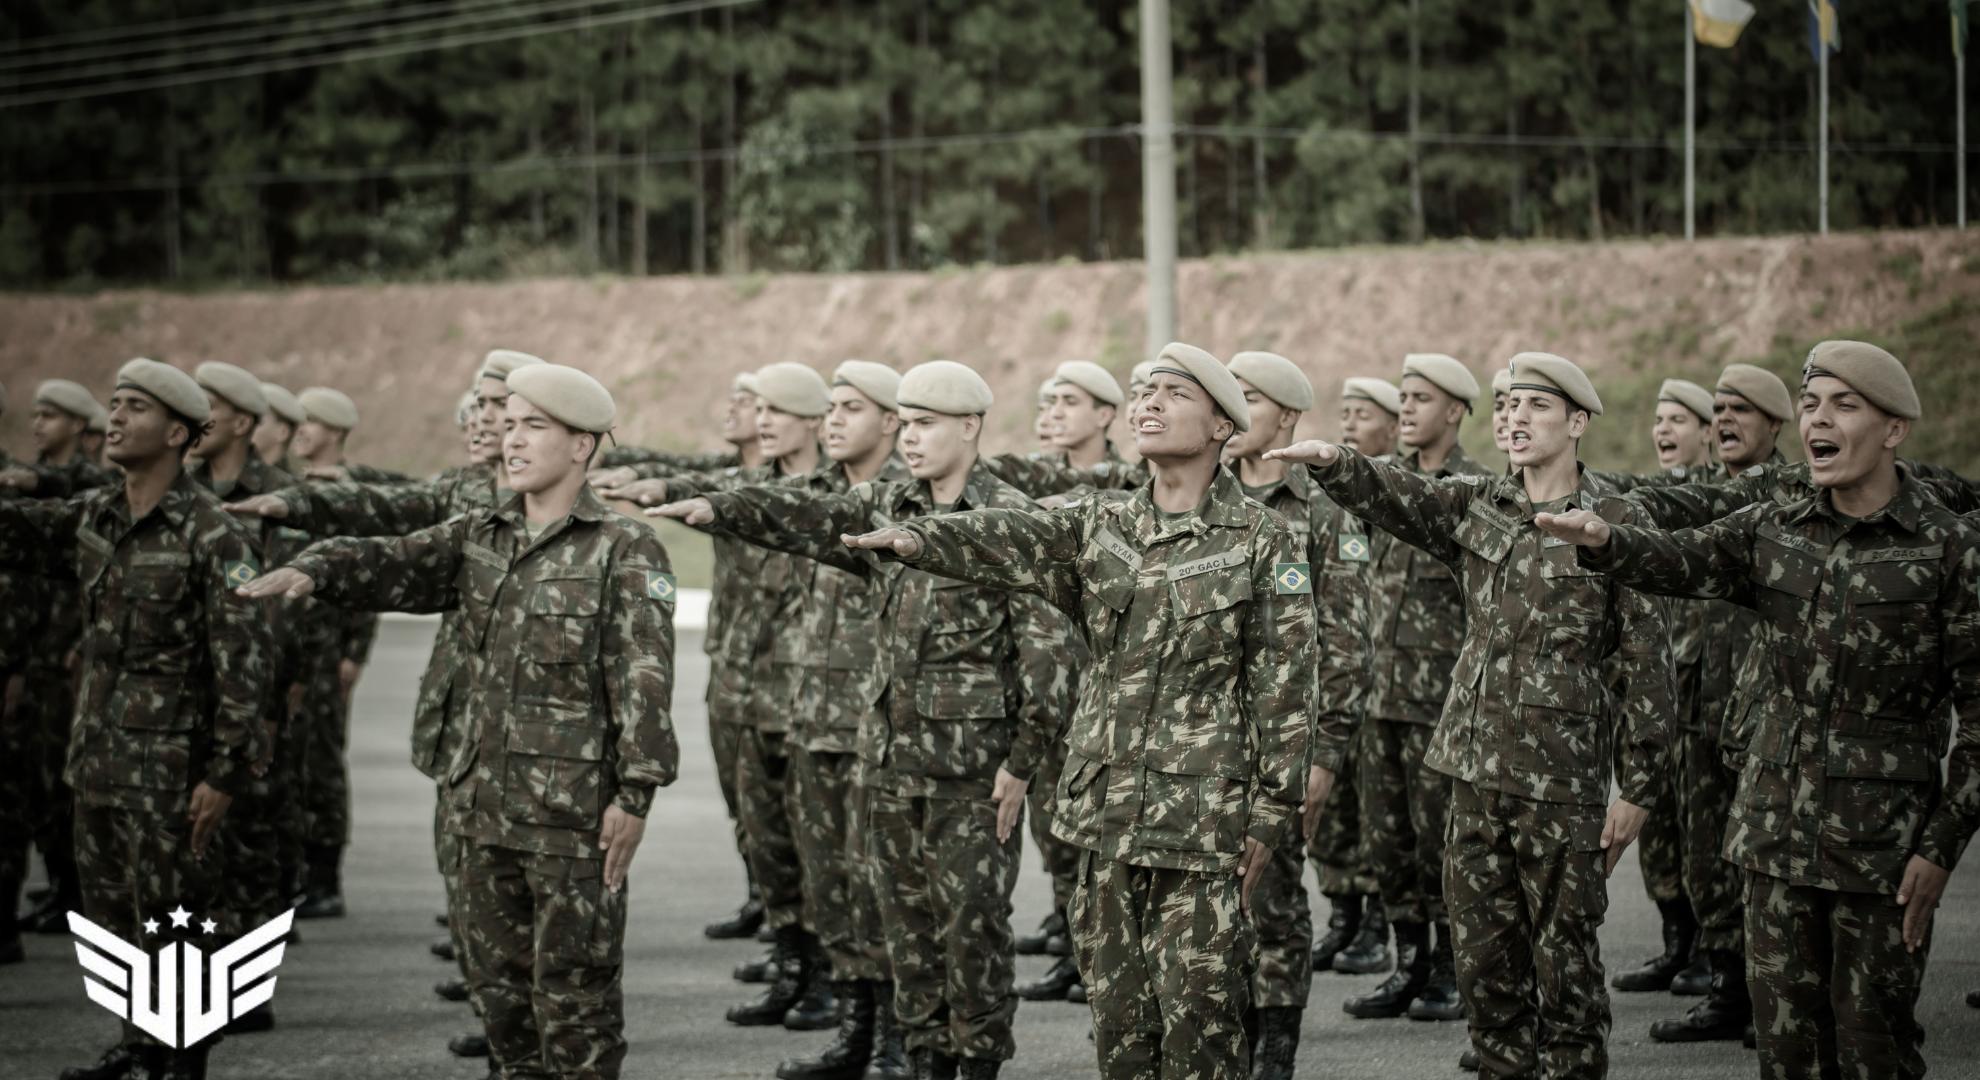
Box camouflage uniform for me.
[287,486,679,1080]
[884,467,1322,1080]
[0,459,46,934]
[702,460,1075,1065]
[1309,449,1673,1080]
[0,471,271,1053]
[1236,465,1369,1011]
[1583,471,1980,1080]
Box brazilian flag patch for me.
[645,571,677,603]
[1273,562,1313,595]
[1335,534,1371,563]
[224,559,260,587]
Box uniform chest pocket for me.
[1752,532,1823,623]
[1846,556,1941,664]
[524,574,603,664]
[1171,563,1250,664]
[1453,505,1516,564]
[1076,552,1135,646]
[125,564,190,636]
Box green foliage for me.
[0,0,1972,287]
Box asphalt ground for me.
[4,617,1978,1078]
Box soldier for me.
[1222,351,1370,1078]
[252,383,306,470]
[842,344,1322,1080]
[982,362,1140,501]
[654,359,1076,1080]
[1269,350,1671,1078]
[80,408,108,466]
[1490,367,1512,462]
[0,359,271,1080]
[243,362,678,1080]
[1340,355,1491,1024]
[0,378,36,966]
[1607,377,1720,999]
[1338,376,1399,458]
[1033,377,1058,453]
[1535,340,1980,1080]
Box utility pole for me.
[1140,0,1177,353]
[1685,2,1696,240]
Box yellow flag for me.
[1692,0,1756,48]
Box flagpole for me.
[1686,2,1696,241]
[1819,9,1829,235]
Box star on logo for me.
[167,906,192,929]
[200,919,217,935]
[142,919,159,936]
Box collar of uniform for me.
[1402,442,1476,478]
[1263,461,1318,505]
[1493,463,1597,518]
[494,484,611,526]
[1115,464,1249,545]
[1792,466,1927,533]
[898,458,1000,516]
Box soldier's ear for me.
[1883,417,1910,451]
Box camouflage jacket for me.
[0,451,47,674]
[886,466,1315,873]
[1359,445,1492,726]
[0,470,270,811]
[277,463,505,779]
[1583,473,1980,891]
[22,453,116,670]
[702,460,1075,800]
[1238,464,1370,755]
[343,461,413,485]
[981,443,1147,501]
[1625,455,1980,529]
[185,455,325,705]
[602,445,741,474]
[290,486,679,857]
[699,457,912,755]
[1312,449,1673,810]
[22,455,117,498]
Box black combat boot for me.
[929,1051,960,1080]
[734,946,778,984]
[782,936,839,1030]
[27,845,81,934]
[870,983,911,1080]
[159,1039,212,1080]
[1342,920,1428,1017]
[434,977,471,1002]
[448,1033,490,1057]
[0,872,23,963]
[1969,989,1980,1008]
[1249,1006,1301,1080]
[430,937,456,961]
[294,845,345,919]
[1612,896,1696,991]
[955,1058,1000,1079]
[705,895,766,940]
[58,1043,154,1080]
[1405,921,1465,1021]
[728,925,806,1025]
[1015,955,1083,1001]
[1332,898,1391,975]
[1310,893,1361,971]
[1459,1047,1480,1071]
[776,980,876,1080]
[1650,949,1752,1042]
[435,911,451,928]
[1670,951,1712,995]
[1013,908,1066,956]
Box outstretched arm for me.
[1267,442,1471,566]
[652,482,875,576]
[854,505,1087,619]
[1536,504,1764,606]
[250,518,471,613]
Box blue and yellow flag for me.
[1808,0,1841,60]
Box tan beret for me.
[753,362,831,417]
[1400,353,1480,410]
[1228,351,1313,412]
[898,360,994,416]
[1491,367,1512,396]
[260,383,306,426]
[116,359,210,425]
[86,407,107,434]
[1036,377,1057,407]
[35,379,100,421]
[1149,342,1250,434]
[1129,360,1159,390]
[1802,340,1919,420]
[479,349,545,383]
[1054,360,1125,407]
[1341,376,1402,416]
[299,387,360,430]
[1508,352,1603,416]
[507,363,616,434]
[733,372,760,396]
[194,362,268,417]
[832,360,902,412]
[454,389,477,428]
[1715,363,1792,422]
[1657,378,1715,423]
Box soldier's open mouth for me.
[1509,431,1530,448]
[1808,440,1840,464]
[1656,439,1678,453]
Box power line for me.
[0,0,759,109]
[4,122,1972,198]
[0,0,391,56]
[1,0,662,84]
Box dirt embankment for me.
[4,229,1978,477]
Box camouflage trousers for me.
[1445,780,1612,1080]
[868,788,1021,1062]
[736,727,803,930]
[458,841,628,1080]
[272,687,312,899]
[224,727,300,929]
[1026,744,1081,915]
[1745,873,1928,1080]
[790,746,887,982]
[435,789,471,981]
[1247,827,1312,1009]
[26,665,77,888]
[0,671,31,884]
[706,659,748,854]
[1307,730,1372,897]
[1360,718,1451,927]
[1673,724,1743,953]
[1072,850,1254,1080]
[74,796,234,1049]
[300,654,351,850]
[1618,738,1682,905]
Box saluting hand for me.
[222,494,290,519]
[1600,798,1649,877]
[1237,836,1273,915]
[991,768,1028,843]
[1532,509,1613,548]
[1896,854,1950,952]
[0,466,40,493]
[600,804,647,893]
[841,527,921,558]
[1261,441,1342,467]
[1301,765,1336,843]
[237,567,316,600]
[644,498,716,527]
[589,465,638,489]
[603,478,671,506]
